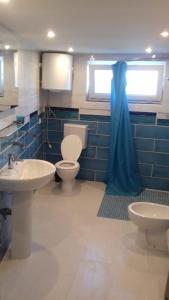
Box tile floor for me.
[0,180,168,300]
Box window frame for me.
[87,61,165,104]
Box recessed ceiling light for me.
[47,30,55,39]
[5,44,10,50]
[89,55,95,61]
[68,47,74,53]
[160,31,169,38]
[152,54,156,59]
[145,47,152,54]
[0,0,10,3]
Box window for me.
[87,60,165,103]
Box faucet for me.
[8,153,14,169]
[8,153,23,169]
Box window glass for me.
[87,61,165,103]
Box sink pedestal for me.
[11,191,33,259]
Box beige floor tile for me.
[0,180,168,300]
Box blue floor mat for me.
[97,189,169,220]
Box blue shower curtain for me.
[106,61,143,196]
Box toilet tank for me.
[64,123,88,149]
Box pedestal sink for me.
[0,159,56,259]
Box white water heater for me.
[42,53,73,91]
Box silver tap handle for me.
[8,153,14,161]
[8,153,14,169]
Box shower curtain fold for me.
[106,61,143,196]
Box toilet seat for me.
[55,160,79,170]
[61,134,82,161]
[55,134,82,193]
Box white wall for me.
[46,54,169,116]
[0,50,40,130]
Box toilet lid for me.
[61,134,82,161]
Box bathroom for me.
[0,0,169,299]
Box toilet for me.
[55,124,88,193]
[128,202,169,252]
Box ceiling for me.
[0,0,169,53]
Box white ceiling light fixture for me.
[68,47,74,53]
[47,30,56,39]
[0,0,10,3]
[152,54,156,59]
[5,44,10,50]
[160,31,169,38]
[145,47,153,54]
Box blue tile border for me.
[47,107,79,119]
[157,119,169,126]
[130,112,156,124]
[80,114,110,122]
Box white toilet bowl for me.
[55,135,82,193]
[128,202,169,252]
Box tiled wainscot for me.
[43,107,169,191]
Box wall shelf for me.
[0,122,25,138]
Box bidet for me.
[128,202,169,252]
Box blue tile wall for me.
[0,110,43,261]
[134,138,154,151]
[81,146,96,158]
[155,140,169,153]
[153,165,169,179]
[132,113,169,190]
[138,163,152,177]
[43,108,169,191]
[43,108,111,181]
[136,125,169,139]
[0,111,42,167]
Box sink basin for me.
[0,159,56,192]
[0,159,56,259]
